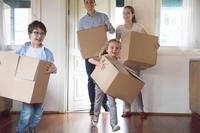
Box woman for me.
[116,6,147,119]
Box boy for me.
[16,20,57,133]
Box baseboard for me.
[10,111,192,116]
[131,112,191,116]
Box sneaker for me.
[121,112,132,118]
[139,112,147,119]
[112,125,120,132]
[92,120,98,127]
[102,104,109,112]
[91,116,98,127]
[89,108,94,115]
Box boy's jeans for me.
[16,103,43,133]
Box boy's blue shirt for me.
[16,41,54,62]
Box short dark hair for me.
[28,20,47,34]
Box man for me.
[79,0,115,115]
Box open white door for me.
[68,0,115,111]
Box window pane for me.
[3,0,31,45]
[160,0,183,46]
[15,8,31,45]
[162,0,182,7]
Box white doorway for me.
[67,0,124,111]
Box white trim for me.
[31,0,41,20]
[125,0,133,6]
[54,0,68,113]
[155,0,160,36]
[158,46,200,56]
[63,0,69,113]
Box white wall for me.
[141,50,200,113]
[132,0,160,34]
[40,0,67,112]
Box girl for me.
[89,39,121,132]
[116,6,147,119]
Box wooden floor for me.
[0,112,200,133]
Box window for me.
[160,0,183,46]
[3,0,31,46]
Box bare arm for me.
[88,57,101,66]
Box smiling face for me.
[29,27,46,48]
[84,0,96,14]
[123,7,135,23]
[106,40,121,58]
[28,21,47,48]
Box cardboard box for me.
[189,59,200,114]
[77,26,108,59]
[0,52,51,103]
[121,31,159,69]
[91,56,144,104]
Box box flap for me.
[108,73,144,104]
[124,66,143,81]
[15,56,40,81]
[104,56,130,75]
[91,56,119,91]
[0,52,20,76]
[91,55,145,104]
[0,77,35,103]
[32,61,51,103]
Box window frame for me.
[159,0,183,47]
[3,0,41,50]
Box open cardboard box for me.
[91,56,144,104]
[0,52,51,103]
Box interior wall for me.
[132,0,159,34]
[131,0,193,113]
[141,53,196,113]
